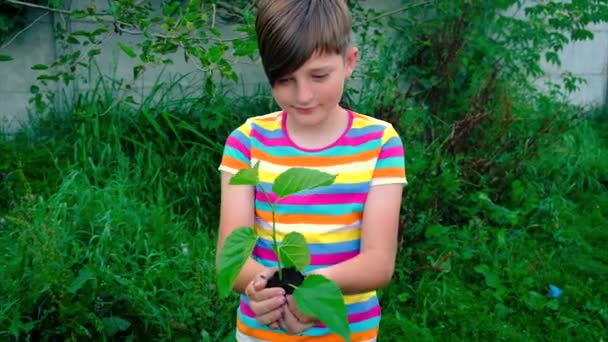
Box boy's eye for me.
[312,74,329,80]
[277,77,292,84]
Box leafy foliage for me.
[294,275,351,342]
[273,168,337,199]
[0,0,259,115]
[229,161,260,186]
[278,232,310,273]
[217,227,258,299]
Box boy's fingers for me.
[286,295,314,323]
[247,273,283,302]
[278,309,295,334]
[252,276,266,291]
[253,287,285,301]
[254,268,278,290]
[254,307,283,326]
[279,307,314,335]
[250,295,286,316]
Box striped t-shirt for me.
[218,110,407,341]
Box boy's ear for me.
[344,47,359,78]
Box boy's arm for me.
[216,171,266,294]
[309,183,403,295]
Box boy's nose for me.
[295,82,314,104]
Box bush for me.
[345,1,608,340]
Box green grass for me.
[0,72,606,340]
[0,75,276,340]
[1,168,234,339]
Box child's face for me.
[271,47,358,129]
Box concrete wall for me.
[0,9,58,132]
[1,1,607,133]
[537,21,608,105]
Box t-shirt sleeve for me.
[371,124,408,186]
[218,122,252,175]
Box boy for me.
[216,0,407,340]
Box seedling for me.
[217,161,351,341]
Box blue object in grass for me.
[547,284,563,298]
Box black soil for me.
[266,267,305,295]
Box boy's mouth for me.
[294,106,316,114]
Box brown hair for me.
[255,0,352,85]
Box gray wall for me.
[1,9,58,132]
[537,21,608,105]
[1,2,607,133]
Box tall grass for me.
[0,73,279,340]
[378,112,608,341]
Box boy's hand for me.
[279,295,317,334]
[245,268,285,329]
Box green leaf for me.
[71,30,91,37]
[88,49,101,59]
[66,36,80,44]
[217,227,258,298]
[70,10,88,19]
[208,44,225,63]
[68,267,94,294]
[229,161,260,186]
[162,1,181,16]
[31,64,48,70]
[210,27,222,37]
[233,39,258,57]
[278,232,310,272]
[37,74,60,81]
[273,168,336,198]
[204,77,215,97]
[545,51,561,66]
[293,275,350,342]
[133,65,145,80]
[474,264,490,274]
[102,316,131,336]
[118,42,137,58]
[0,55,13,62]
[484,272,502,289]
[125,95,139,105]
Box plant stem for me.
[259,186,283,280]
[270,203,283,281]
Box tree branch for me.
[7,0,247,43]
[0,11,49,50]
[212,3,216,28]
[5,0,72,15]
[354,1,432,27]
[116,24,247,42]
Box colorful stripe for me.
[236,315,379,341]
[218,110,407,340]
[255,236,360,254]
[253,245,359,266]
[255,192,368,205]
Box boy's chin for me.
[288,112,328,128]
